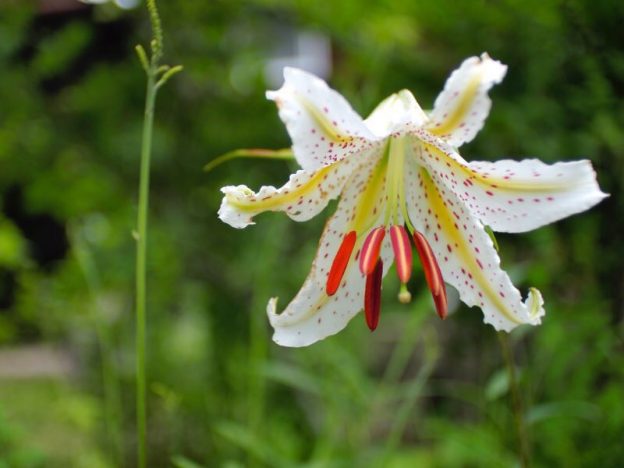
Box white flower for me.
[218,54,607,347]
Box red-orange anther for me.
[413,231,448,319]
[364,259,383,331]
[359,227,385,276]
[326,231,357,296]
[389,225,412,284]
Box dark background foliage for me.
[0,0,622,466]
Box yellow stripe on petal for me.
[415,134,607,234]
[424,143,572,193]
[298,94,355,144]
[267,68,376,170]
[426,54,507,147]
[226,164,335,212]
[351,156,388,234]
[219,157,358,229]
[428,74,481,138]
[420,168,523,325]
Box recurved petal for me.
[404,158,545,332]
[268,240,396,348]
[267,274,364,347]
[462,159,607,233]
[414,131,607,233]
[267,67,378,170]
[426,53,506,147]
[218,156,358,229]
[267,151,395,347]
[268,235,394,347]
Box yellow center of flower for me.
[384,137,407,226]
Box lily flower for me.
[218,53,606,347]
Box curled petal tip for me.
[266,297,279,318]
[525,287,545,323]
[218,186,256,229]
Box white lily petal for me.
[268,152,396,346]
[268,236,395,347]
[413,130,607,233]
[463,159,607,232]
[364,89,428,138]
[404,156,544,331]
[426,53,506,147]
[267,67,378,170]
[218,156,364,229]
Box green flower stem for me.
[135,65,157,468]
[498,332,531,468]
[135,0,182,468]
[134,2,183,465]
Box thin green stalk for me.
[498,332,531,468]
[135,67,157,468]
[134,2,182,466]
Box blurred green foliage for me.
[0,0,623,466]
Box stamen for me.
[390,225,412,283]
[364,259,383,331]
[326,231,357,296]
[359,226,386,276]
[412,231,448,319]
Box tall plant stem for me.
[498,332,531,468]
[135,67,157,468]
[133,2,181,465]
